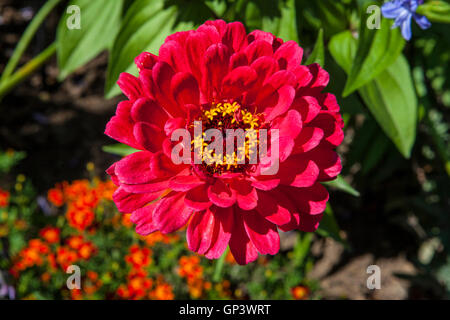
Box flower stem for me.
[213,247,229,282]
[1,0,61,82]
[293,232,313,268]
[0,43,56,102]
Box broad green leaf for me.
[342,6,405,97]
[56,0,123,80]
[105,0,215,98]
[246,0,299,42]
[328,31,356,74]
[417,1,450,24]
[105,0,177,98]
[358,57,417,158]
[330,31,417,158]
[102,144,138,157]
[205,0,227,17]
[305,29,324,65]
[323,175,360,197]
[275,0,299,42]
[311,0,348,37]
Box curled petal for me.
[185,185,212,211]
[117,73,142,101]
[134,52,158,71]
[207,179,236,208]
[187,209,216,254]
[130,202,159,235]
[230,179,258,210]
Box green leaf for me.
[275,0,299,42]
[292,232,313,268]
[359,57,417,158]
[102,144,138,156]
[310,0,348,37]
[416,1,450,24]
[105,0,215,98]
[0,149,26,174]
[244,0,298,41]
[342,6,405,97]
[330,31,417,158]
[56,0,123,80]
[105,0,175,98]
[317,204,349,248]
[305,29,324,65]
[323,175,360,197]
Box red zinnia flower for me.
[105,20,343,264]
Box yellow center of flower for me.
[191,101,264,176]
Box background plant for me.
[0,0,449,299]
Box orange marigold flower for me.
[178,256,203,281]
[47,253,58,270]
[78,241,97,260]
[47,188,64,207]
[96,180,116,201]
[141,231,178,246]
[117,284,131,299]
[12,239,51,273]
[21,247,44,267]
[70,288,83,300]
[0,189,10,208]
[121,214,133,228]
[125,244,152,269]
[86,270,98,281]
[56,246,78,270]
[291,285,310,300]
[75,189,99,209]
[63,180,90,202]
[28,239,50,255]
[66,204,95,231]
[149,282,174,300]
[66,235,84,250]
[39,226,60,244]
[128,276,152,300]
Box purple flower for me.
[0,271,15,300]
[381,0,431,40]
